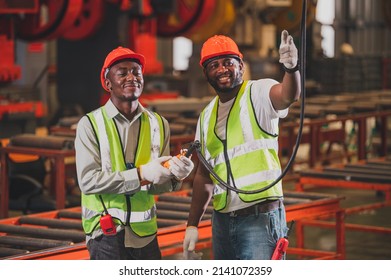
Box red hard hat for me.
[199,35,243,67]
[100,46,145,92]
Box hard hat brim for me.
[201,53,242,68]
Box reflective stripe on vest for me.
[82,107,163,236]
[200,81,283,211]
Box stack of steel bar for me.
[296,157,391,198]
[0,191,345,260]
[296,157,391,235]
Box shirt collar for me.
[104,98,147,121]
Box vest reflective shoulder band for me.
[200,81,283,211]
[82,107,164,236]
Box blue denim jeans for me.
[87,230,161,260]
[212,202,288,260]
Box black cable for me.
[99,195,109,215]
[193,0,307,194]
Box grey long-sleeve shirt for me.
[75,99,180,244]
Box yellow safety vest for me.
[199,81,283,211]
[82,106,164,236]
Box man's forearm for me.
[282,71,301,104]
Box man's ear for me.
[239,60,244,73]
[105,79,112,91]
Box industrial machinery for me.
[0,0,238,136]
[0,1,316,129]
[0,0,240,77]
[0,1,44,137]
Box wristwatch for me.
[283,64,299,73]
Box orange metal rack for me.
[0,190,345,260]
[295,157,391,236]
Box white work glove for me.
[139,156,172,185]
[279,30,298,70]
[183,226,203,260]
[168,155,194,181]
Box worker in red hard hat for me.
[75,46,194,260]
[183,31,301,260]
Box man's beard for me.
[207,75,241,93]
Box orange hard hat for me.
[100,46,145,92]
[200,35,243,67]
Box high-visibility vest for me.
[199,81,283,211]
[82,106,164,236]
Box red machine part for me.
[15,0,83,41]
[0,0,39,14]
[123,0,163,74]
[182,0,217,38]
[0,1,37,82]
[61,0,105,41]
[0,19,21,82]
[157,0,213,37]
[0,101,45,120]
[105,0,131,11]
[187,0,235,44]
[129,18,163,74]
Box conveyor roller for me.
[9,134,74,150]
[18,217,83,230]
[0,224,85,242]
[0,191,346,260]
[0,235,73,249]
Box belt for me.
[227,200,281,217]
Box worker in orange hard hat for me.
[183,31,301,260]
[100,46,145,92]
[75,46,194,260]
[198,35,246,99]
[199,35,243,67]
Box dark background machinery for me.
[1,0,318,137]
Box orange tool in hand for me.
[163,142,197,168]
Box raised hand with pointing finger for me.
[279,30,298,72]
